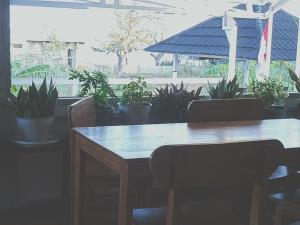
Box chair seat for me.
[270,189,300,204]
[133,200,240,225]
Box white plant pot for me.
[15,116,55,142]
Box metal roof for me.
[145,10,299,61]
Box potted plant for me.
[7,78,58,142]
[206,76,245,99]
[69,69,118,125]
[288,68,300,92]
[119,77,152,124]
[151,82,202,123]
[287,68,300,114]
[250,77,288,119]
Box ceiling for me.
[10,0,298,16]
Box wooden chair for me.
[187,98,265,122]
[187,97,293,202]
[68,96,119,223]
[133,139,284,225]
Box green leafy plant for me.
[121,77,152,106]
[69,69,117,109]
[288,68,300,92]
[206,76,243,99]
[250,77,288,107]
[151,82,202,123]
[7,78,58,118]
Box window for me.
[68,48,76,68]
[5,0,300,97]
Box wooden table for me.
[72,119,300,225]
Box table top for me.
[74,119,300,160]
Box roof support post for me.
[265,12,274,77]
[244,59,250,87]
[295,18,300,76]
[225,25,238,81]
[172,54,179,79]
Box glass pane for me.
[10,0,299,96]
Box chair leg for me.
[83,184,90,217]
[274,204,283,225]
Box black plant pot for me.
[149,103,187,124]
[96,108,114,126]
[118,103,151,125]
[264,105,286,119]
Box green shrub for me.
[250,77,288,107]
[121,77,152,106]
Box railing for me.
[12,77,223,96]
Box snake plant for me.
[8,78,58,118]
[207,76,243,99]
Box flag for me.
[257,22,269,80]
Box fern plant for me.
[7,78,58,118]
[69,69,117,109]
[206,76,242,99]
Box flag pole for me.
[295,18,300,76]
[265,11,274,77]
[223,11,237,81]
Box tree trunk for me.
[117,54,124,74]
[150,53,164,66]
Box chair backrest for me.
[150,140,283,189]
[187,98,265,122]
[68,96,96,129]
[150,140,283,225]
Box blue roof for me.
[145,10,299,61]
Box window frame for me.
[0,0,10,96]
[3,1,300,101]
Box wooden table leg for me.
[70,132,75,225]
[250,182,266,225]
[73,136,86,225]
[119,163,133,225]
